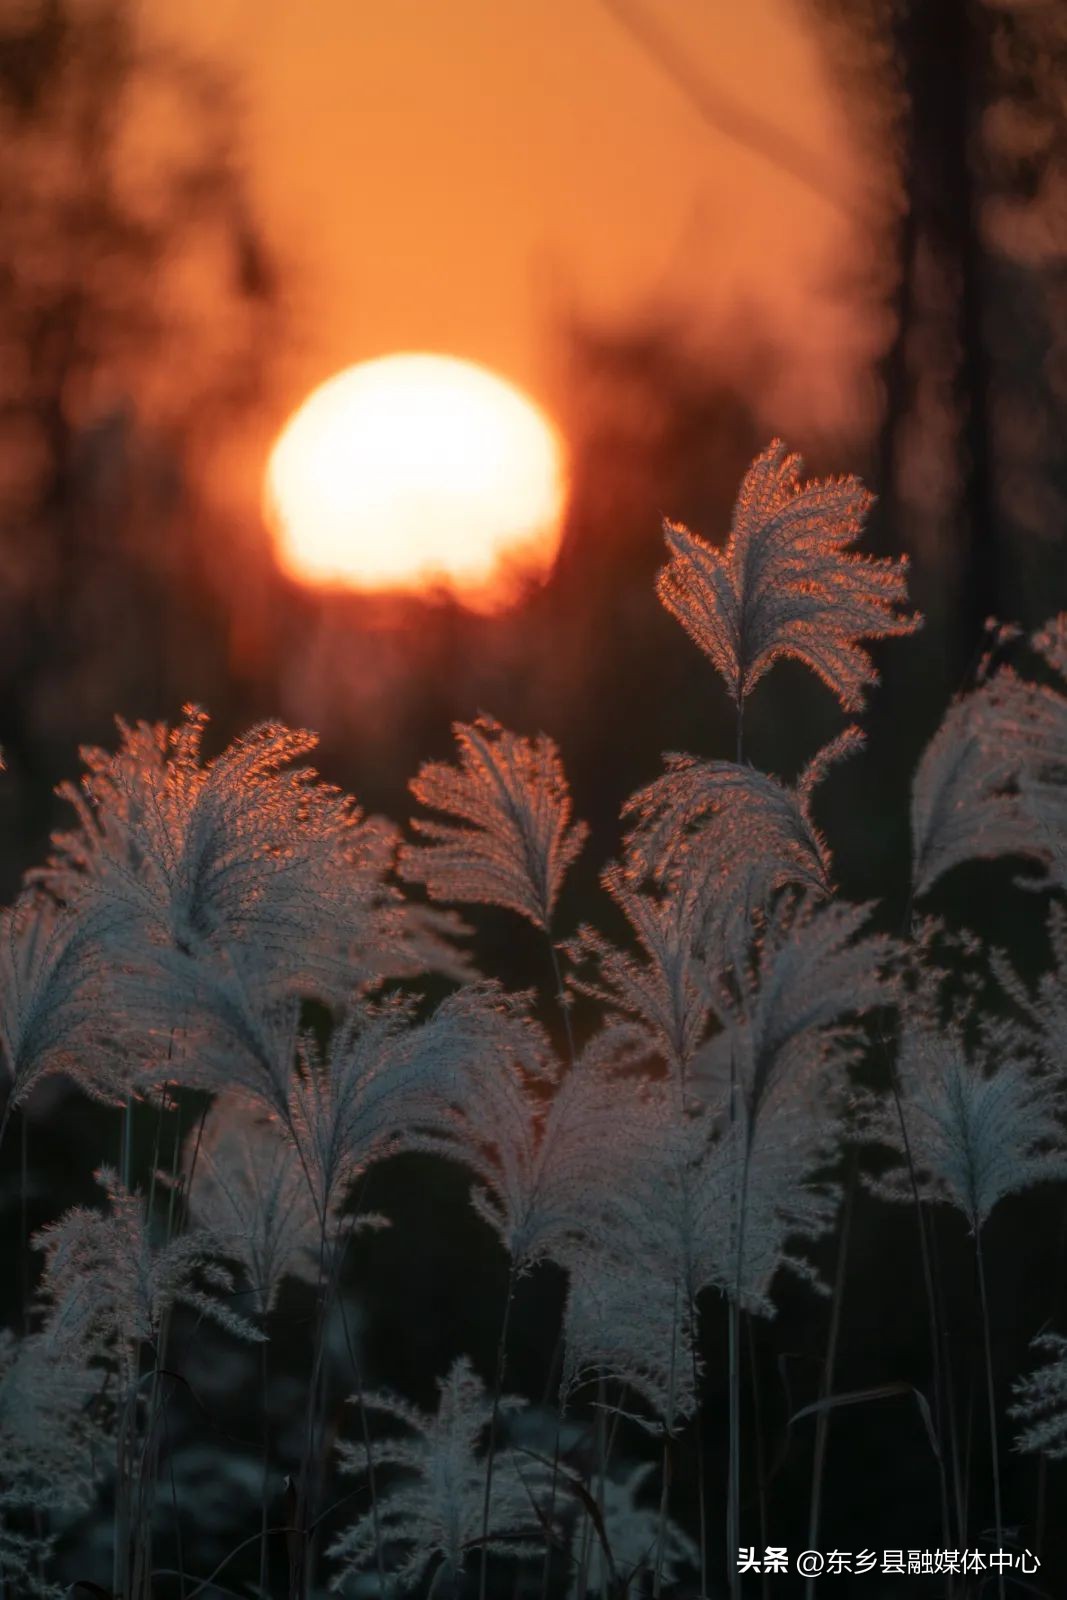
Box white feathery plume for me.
[568,1461,699,1598]
[185,1093,322,1317]
[657,439,920,714]
[0,1328,103,1599]
[288,982,550,1224]
[0,893,129,1125]
[911,614,1067,896]
[1012,1334,1067,1460]
[328,1355,555,1594]
[402,715,588,931]
[33,1166,265,1382]
[34,706,433,1005]
[864,1019,1066,1233]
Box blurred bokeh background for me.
[2,0,1066,1591]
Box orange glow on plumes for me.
[264,354,567,610]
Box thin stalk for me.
[306,1219,355,1598]
[122,1092,135,1188]
[1034,1189,1067,1554]
[114,1337,142,1600]
[538,1420,563,1600]
[337,1281,388,1597]
[595,1380,608,1600]
[960,1364,975,1554]
[974,1233,1005,1600]
[655,1283,682,1598]
[259,1336,271,1599]
[652,1436,672,1599]
[576,1459,594,1600]
[688,1295,707,1599]
[537,1433,563,1593]
[538,1324,566,1600]
[133,1346,171,1600]
[18,1109,28,1335]
[727,1292,741,1600]
[746,1316,769,1600]
[884,1055,958,1555]
[291,1216,331,1600]
[929,1220,965,1571]
[302,1230,357,1600]
[727,1049,748,1600]
[17,1107,48,1584]
[548,938,576,1068]
[161,1395,187,1600]
[479,1265,516,1600]
[735,695,745,765]
[805,1153,856,1600]
[131,1082,185,1600]
[1035,1453,1046,1567]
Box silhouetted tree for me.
[811,0,1067,652]
[0,0,280,863]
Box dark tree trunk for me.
[897,0,1000,645]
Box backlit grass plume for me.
[0,1330,103,1599]
[186,1093,321,1318]
[34,1166,265,1371]
[1013,1335,1067,1460]
[0,895,125,1138]
[657,439,921,732]
[864,1019,1066,1233]
[328,1356,555,1594]
[36,706,413,1001]
[569,1461,699,1598]
[0,439,1063,1599]
[402,715,587,931]
[910,613,1067,897]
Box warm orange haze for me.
[157,0,871,457]
[265,355,567,608]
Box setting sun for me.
[264,354,567,608]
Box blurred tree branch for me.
[597,0,864,220]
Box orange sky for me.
[152,0,886,443]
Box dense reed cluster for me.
[1,441,1065,1598]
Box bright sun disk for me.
[264,353,567,610]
